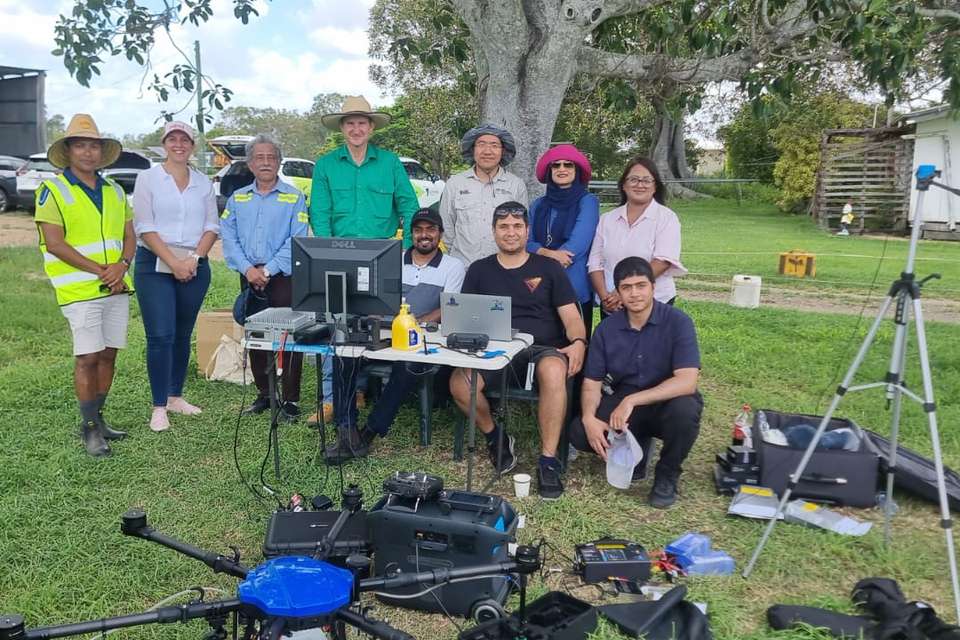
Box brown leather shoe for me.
[307,403,334,426]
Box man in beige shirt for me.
[439,124,528,265]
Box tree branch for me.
[917,7,960,21]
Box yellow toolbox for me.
[779,251,816,278]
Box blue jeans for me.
[134,246,211,406]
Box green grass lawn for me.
[1,199,959,640]
[671,199,960,301]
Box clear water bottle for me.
[733,404,753,448]
[756,410,771,443]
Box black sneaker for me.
[486,433,517,475]
[648,474,678,509]
[323,426,374,465]
[537,463,564,500]
[243,396,271,415]
[281,402,301,422]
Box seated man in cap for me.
[324,207,465,464]
[35,113,136,457]
[449,201,587,500]
[568,257,703,509]
[439,124,528,266]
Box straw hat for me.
[47,113,122,169]
[321,95,391,130]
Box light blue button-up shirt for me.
[220,180,309,276]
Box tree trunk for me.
[452,1,609,198]
[649,93,705,199]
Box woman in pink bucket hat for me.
[528,144,600,339]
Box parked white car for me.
[16,153,59,209]
[209,135,316,210]
[400,156,444,208]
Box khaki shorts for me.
[60,294,130,356]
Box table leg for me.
[466,368,478,491]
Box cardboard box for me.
[195,309,244,378]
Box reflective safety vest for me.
[38,174,134,306]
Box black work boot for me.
[323,425,374,465]
[97,411,127,440]
[81,420,111,457]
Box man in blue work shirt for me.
[221,134,309,420]
[568,257,703,509]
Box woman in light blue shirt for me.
[527,144,600,338]
[132,121,219,432]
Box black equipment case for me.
[369,489,518,617]
[756,409,878,507]
[262,510,371,561]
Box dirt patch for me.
[1,210,224,260]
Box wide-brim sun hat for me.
[460,124,517,166]
[47,113,122,169]
[321,95,391,130]
[535,144,592,184]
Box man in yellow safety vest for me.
[35,113,136,457]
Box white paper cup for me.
[513,473,531,498]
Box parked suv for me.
[400,157,444,208]
[0,155,26,211]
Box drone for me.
[0,485,541,640]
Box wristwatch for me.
[120,257,131,268]
[262,267,271,278]
[189,251,207,264]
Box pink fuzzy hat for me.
[535,144,592,184]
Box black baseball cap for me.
[410,207,443,230]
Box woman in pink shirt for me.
[588,157,686,315]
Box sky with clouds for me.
[0,0,387,138]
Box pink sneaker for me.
[166,397,202,415]
[150,407,170,432]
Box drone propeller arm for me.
[335,608,414,640]
[10,599,245,640]
[358,560,517,593]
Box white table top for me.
[244,327,534,370]
[364,332,533,370]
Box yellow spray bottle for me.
[391,301,423,351]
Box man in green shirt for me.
[309,95,419,242]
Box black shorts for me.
[477,344,567,391]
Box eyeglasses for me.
[625,176,656,187]
[475,141,502,150]
[551,161,575,169]
[252,154,278,163]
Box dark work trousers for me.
[242,274,303,403]
[568,386,703,481]
[333,356,362,428]
[135,246,211,406]
[580,300,595,340]
[365,361,435,436]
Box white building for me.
[900,105,959,235]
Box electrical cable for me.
[814,234,890,414]
[372,574,517,601]
[233,346,271,507]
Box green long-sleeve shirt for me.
[309,143,418,246]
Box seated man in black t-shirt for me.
[449,201,587,500]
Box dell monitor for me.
[292,237,402,318]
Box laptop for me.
[441,293,516,341]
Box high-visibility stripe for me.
[277,193,299,203]
[221,209,232,220]
[48,177,75,205]
[50,271,100,286]
[234,193,253,202]
[43,240,122,264]
[297,211,309,223]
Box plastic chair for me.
[364,362,439,446]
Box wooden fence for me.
[813,127,915,232]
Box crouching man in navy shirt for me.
[569,256,703,508]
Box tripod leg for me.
[883,298,909,546]
[911,299,960,622]
[743,294,895,578]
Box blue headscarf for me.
[533,169,588,249]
